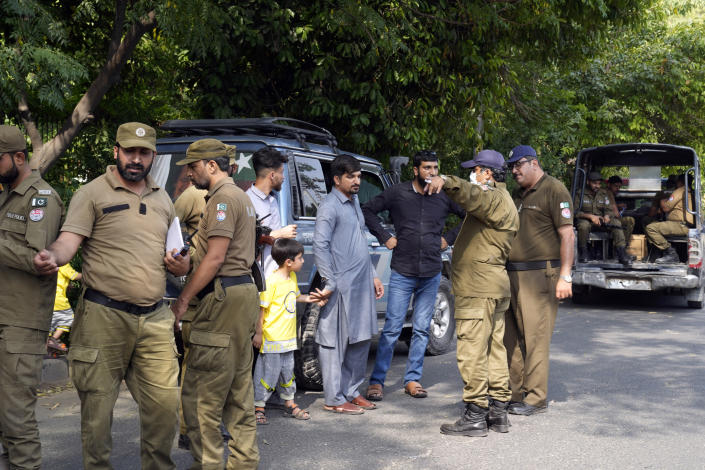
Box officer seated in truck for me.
[644,174,694,264]
[575,171,631,265]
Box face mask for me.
[469,170,479,185]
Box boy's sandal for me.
[255,408,268,425]
[284,404,310,420]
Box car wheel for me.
[425,277,455,356]
[294,302,323,391]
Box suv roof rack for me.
[159,117,339,153]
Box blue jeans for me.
[369,270,441,387]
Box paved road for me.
[5,291,705,469]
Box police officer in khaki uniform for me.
[175,184,207,251]
[575,171,630,265]
[606,175,636,248]
[503,145,574,416]
[645,174,693,263]
[170,139,259,470]
[0,125,63,469]
[34,122,189,469]
[425,150,518,437]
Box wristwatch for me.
[560,274,572,283]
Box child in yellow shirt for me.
[48,263,82,352]
[252,239,326,424]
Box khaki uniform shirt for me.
[575,188,613,218]
[509,174,573,262]
[62,166,175,306]
[192,178,256,277]
[0,170,63,330]
[174,184,207,253]
[664,186,694,225]
[444,176,519,299]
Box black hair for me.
[478,165,507,183]
[271,238,304,266]
[607,175,623,185]
[331,154,361,179]
[212,156,231,172]
[252,147,288,178]
[413,150,438,168]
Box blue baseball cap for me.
[507,145,537,164]
[460,149,505,170]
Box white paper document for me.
[166,217,185,254]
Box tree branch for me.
[17,93,44,168]
[37,10,157,175]
[108,0,128,59]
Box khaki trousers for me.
[576,218,626,248]
[621,216,635,245]
[504,266,559,407]
[178,318,193,436]
[454,297,511,407]
[68,299,180,470]
[181,282,260,470]
[645,220,689,250]
[0,325,46,469]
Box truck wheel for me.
[294,302,323,391]
[686,284,704,309]
[425,277,455,356]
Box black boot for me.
[616,246,632,266]
[578,246,590,263]
[655,246,679,264]
[487,398,510,433]
[440,403,489,437]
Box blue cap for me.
[507,145,537,164]
[461,149,505,170]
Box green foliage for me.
[179,0,649,170]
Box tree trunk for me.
[29,8,156,175]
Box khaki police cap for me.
[0,125,27,153]
[116,122,156,151]
[177,138,237,166]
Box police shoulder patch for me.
[29,208,44,222]
[216,203,227,211]
[216,210,226,222]
[559,201,570,208]
[37,189,52,195]
[31,197,48,208]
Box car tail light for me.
[688,236,702,268]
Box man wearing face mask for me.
[425,150,519,437]
[362,150,465,401]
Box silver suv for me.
[151,118,456,388]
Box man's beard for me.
[0,160,19,184]
[117,158,152,182]
[416,173,429,188]
[192,178,209,190]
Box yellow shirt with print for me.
[54,264,79,311]
[259,271,300,353]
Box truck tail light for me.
[688,236,702,269]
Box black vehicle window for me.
[293,156,327,218]
[359,171,390,224]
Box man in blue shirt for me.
[362,150,465,400]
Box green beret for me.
[177,139,236,166]
[0,125,27,153]
[116,122,156,151]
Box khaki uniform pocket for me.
[187,329,230,372]
[68,345,103,392]
[5,341,45,386]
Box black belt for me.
[84,288,163,315]
[196,275,253,300]
[506,259,561,271]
